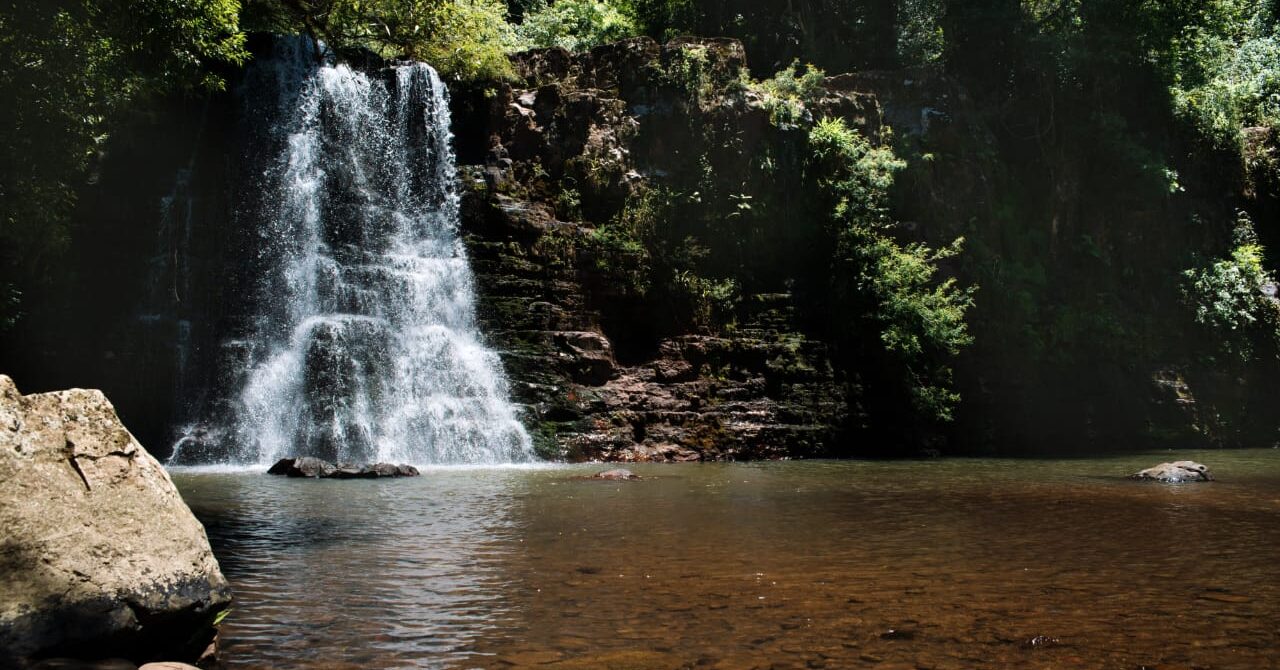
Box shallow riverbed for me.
[172,450,1280,669]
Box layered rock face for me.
[454,38,873,461]
[0,376,230,667]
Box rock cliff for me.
[452,38,877,460]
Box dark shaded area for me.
[0,537,226,669]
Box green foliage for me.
[517,0,641,51]
[809,117,974,422]
[757,60,826,101]
[573,188,665,297]
[585,188,741,330]
[1182,218,1280,362]
[662,43,710,97]
[809,118,904,228]
[862,236,973,360]
[949,0,1280,152]
[257,0,519,80]
[211,607,233,627]
[616,0,950,72]
[751,60,826,126]
[0,0,247,317]
[672,269,740,328]
[420,0,522,79]
[896,0,945,65]
[1170,3,1280,148]
[615,0,696,41]
[555,185,583,220]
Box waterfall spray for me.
[171,39,533,466]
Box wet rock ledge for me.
[0,376,231,669]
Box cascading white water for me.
[172,39,533,466]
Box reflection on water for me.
[173,451,1280,669]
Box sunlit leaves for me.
[808,117,975,423]
[517,0,640,52]
[1182,234,1280,362]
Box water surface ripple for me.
[174,450,1280,669]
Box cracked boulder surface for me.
[0,375,230,668]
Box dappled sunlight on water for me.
[173,450,1280,669]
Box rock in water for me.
[363,463,400,478]
[287,456,336,478]
[0,376,231,668]
[593,468,640,481]
[329,463,370,479]
[266,457,420,479]
[1130,460,1213,482]
[265,457,295,475]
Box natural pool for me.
[172,450,1280,669]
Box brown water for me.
[172,450,1280,669]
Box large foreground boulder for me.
[0,376,231,668]
[1129,460,1214,482]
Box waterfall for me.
[171,39,534,466]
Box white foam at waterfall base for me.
[172,39,534,467]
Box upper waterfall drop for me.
[171,39,534,466]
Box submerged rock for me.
[266,457,420,479]
[1129,460,1213,482]
[593,468,640,480]
[0,376,231,668]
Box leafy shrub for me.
[579,189,660,296]
[663,44,710,98]
[672,269,739,329]
[808,117,974,422]
[1182,218,1280,361]
[555,186,583,220]
[416,0,523,80]
[1170,3,1280,148]
[586,188,740,330]
[751,60,826,126]
[757,60,826,101]
[256,0,520,80]
[517,0,640,52]
[896,0,945,66]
